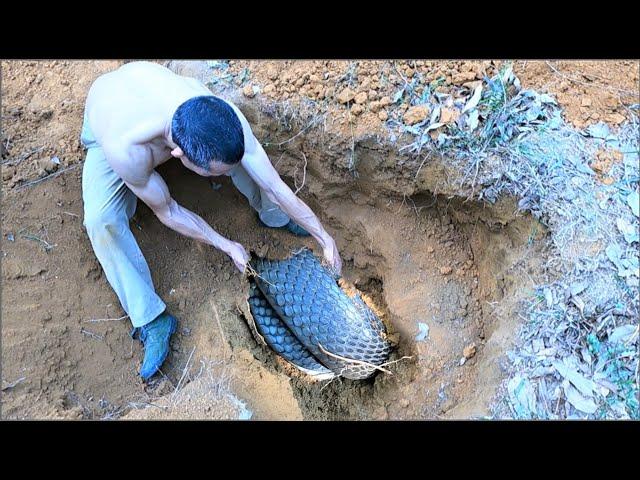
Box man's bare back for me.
[84,61,342,274]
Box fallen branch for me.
[84,315,129,323]
[15,164,80,191]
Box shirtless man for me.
[81,61,342,381]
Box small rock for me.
[266,67,278,81]
[41,312,52,322]
[452,71,477,83]
[2,165,16,181]
[354,92,368,104]
[606,112,626,125]
[403,105,430,125]
[463,343,476,359]
[378,110,388,121]
[379,96,392,107]
[462,80,482,90]
[263,84,276,94]
[440,266,452,275]
[399,398,409,408]
[242,85,256,98]
[337,88,355,104]
[440,397,456,413]
[37,157,59,174]
[581,97,592,107]
[373,406,388,420]
[440,107,460,124]
[351,104,364,116]
[602,177,615,185]
[427,246,434,253]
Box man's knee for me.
[84,210,128,239]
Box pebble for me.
[463,343,477,359]
[403,105,430,125]
[337,88,355,104]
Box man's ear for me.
[170,147,184,158]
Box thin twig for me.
[173,346,196,399]
[377,355,414,369]
[1,146,45,166]
[414,153,429,180]
[271,117,320,148]
[211,302,230,358]
[15,164,79,191]
[318,342,393,375]
[2,376,26,391]
[245,263,276,288]
[545,61,637,97]
[80,328,104,341]
[128,401,169,410]
[392,61,411,91]
[347,105,357,174]
[84,315,129,323]
[19,231,56,251]
[319,374,341,392]
[293,152,308,195]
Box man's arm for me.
[104,144,250,272]
[240,136,342,274]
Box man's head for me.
[170,96,244,176]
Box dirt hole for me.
[1,107,547,421]
[145,136,546,420]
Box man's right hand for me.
[226,241,251,273]
[322,234,342,276]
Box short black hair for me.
[171,95,245,168]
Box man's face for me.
[171,148,236,177]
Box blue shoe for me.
[284,220,311,237]
[138,312,177,381]
[258,215,311,237]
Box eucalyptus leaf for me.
[627,191,639,217]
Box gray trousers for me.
[80,115,290,327]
